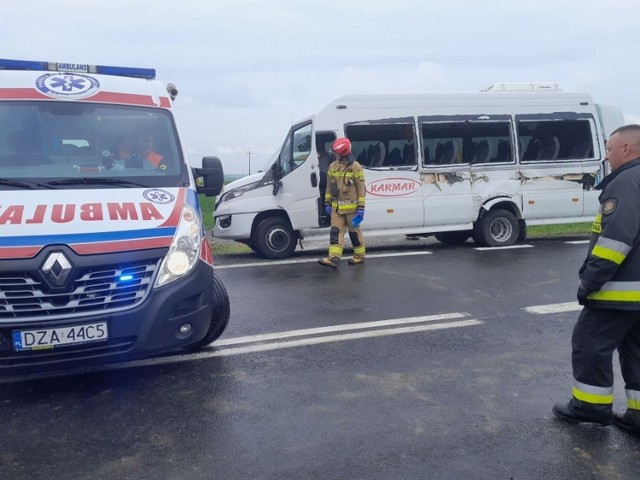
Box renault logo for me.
[42,252,73,287]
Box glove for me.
[324,205,331,216]
[577,282,590,305]
[352,208,364,228]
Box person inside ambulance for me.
[318,137,366,268]
[105,130,165,171]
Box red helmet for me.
[331,137,352,156]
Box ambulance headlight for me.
[219,182,258,203]
[155,204,202,287]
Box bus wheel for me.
[254,217,297,259]
[474,209,519,247]
[187,273,230,350]
[434,231,471,245]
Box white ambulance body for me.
[214,84,625,259]
[0,59,228,374]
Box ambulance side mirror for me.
[194,156,224,196]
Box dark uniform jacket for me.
[580,157,640,310]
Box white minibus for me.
[214,83,624,259]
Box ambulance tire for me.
[473,209,519,247]
[188,273,230,350]
[434,231,471,245]
[253,217,297,259]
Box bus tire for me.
[253,216,297,259]
[434,231,471,245]
[188,273,230,350]
[473,209,519,247]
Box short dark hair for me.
[611,124,640,136]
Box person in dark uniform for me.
[553,124,640,434]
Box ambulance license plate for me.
[12,322,109,352]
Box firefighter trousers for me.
[572,306,640,410]
[327,211,365,260]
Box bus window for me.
[421,121,512,166]
[517,119,594,162]
[344,123,417,169]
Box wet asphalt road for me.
[1,236,640,480]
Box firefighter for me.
[553,124,640,434]
[318,137,366,268]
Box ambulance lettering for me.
[0,202,164,224]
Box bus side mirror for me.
[194,156,224,196]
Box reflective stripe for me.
[626,389,640,410]
[588,281,640,302]
[328,170,358,178]
[591,237,631,265]
[353,245,365,256]
[592,213,602,233]
[573,380,614,405]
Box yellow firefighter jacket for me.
[324,158,366,214]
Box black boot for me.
[552,398,613,426]
[613,409,640,434]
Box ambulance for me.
[0,58,228,374]
[214,84,625,259]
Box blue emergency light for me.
[0,58,156,79]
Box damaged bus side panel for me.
[214,84,625,258]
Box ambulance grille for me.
[0,259,158,320]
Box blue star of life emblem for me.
[35,73,100,98]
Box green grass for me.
[527,222,591,237]
[198,194,216,232]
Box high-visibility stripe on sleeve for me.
[626,389,640,410]
[588,281,640,302]
[573,380,614,405]
[591,236,631,265]
[591,213,602,233]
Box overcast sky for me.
[5,0,640,174]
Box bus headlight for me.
[155,204,201,287]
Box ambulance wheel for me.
[473,209,519,247]
[254,217,296,259]
[188,273,230,350]
[434,231,471,245]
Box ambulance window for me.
[344,123,417,169]
[517,119,594,162]
[421,121,512,166]
[0,101,184,184]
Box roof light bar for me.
[0,58,156,79]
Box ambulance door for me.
[344,121,423,230]
[418,118,476,228]
[270,121,319,230]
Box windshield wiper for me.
[45,178,148,188]
[0,178,53,189]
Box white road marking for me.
[565,240,589,245]
[474,244,533,251]
[215,250,432,269]
[114,318,483,369]
[215,312,469,346]
[33,313,481,375]
[523,302,581,314]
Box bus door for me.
[344,121,423,230]
[419,117,494,227]
[270,121,318,229]
[515,115,599,219]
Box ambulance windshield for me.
[0,101,186,189]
